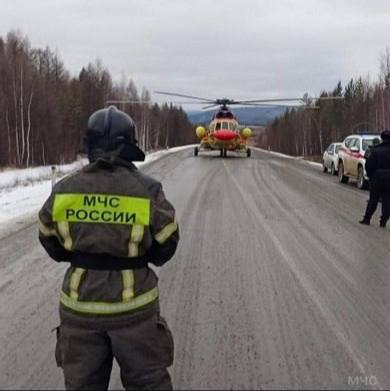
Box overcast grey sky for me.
[1,0,390,106]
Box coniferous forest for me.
[0,30,195,168]
[266,48,390,157]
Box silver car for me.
[323,142,342,176]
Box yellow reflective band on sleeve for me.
[121,270,135,302]
[69,268,86,300]
[38,218,57,237]
[60,287,158,315]
[128,243,138,258]
[154,221,178,244]
[57,221,73,250]
[131,224,144,242]
[52,193,150,226]
[128,224,145,257]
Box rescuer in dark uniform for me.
[362,130,390,227]
[38,106,179,390]
[359,137,381,225]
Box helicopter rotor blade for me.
[316,96,344,100]
[202,104,220,110]
[154,91,214,103]
[105,100,150,105]
[159,101,215,105]
[302,96,344,104]
[234,98,304,104]
[232,102,301,108]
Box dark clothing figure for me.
[363,132,390,227]
[39,107,179,390]
[360,138,382,225]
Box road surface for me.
[0,148,389,390]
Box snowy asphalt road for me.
[0,148,389,390]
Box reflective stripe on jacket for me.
[39,159,178,258]
[60,267,159,315]
[38,157,179,315]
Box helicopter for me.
[154,91,318,158]
[106,92,344,158]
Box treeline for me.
[266,49,390,157]
[0,30,195,168]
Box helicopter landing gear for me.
[246,148,251,158]
[194,147,199,156]
[220,149,224,157]
[220,149,227,158]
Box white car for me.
[337,133,382,189]
[322,142,342,176]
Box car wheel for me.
[338,161,349,183]
[323,164,328,173]
[357,166,368,189]
[331,163,336,176]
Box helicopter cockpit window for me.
[222,122,229,129]
[229,122,237,131]
[215,122,221,130]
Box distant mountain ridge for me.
[185,106,290,126]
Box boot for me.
[359,218,370,225]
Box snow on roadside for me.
[252,146,323,167]
[133,144,196,168]
[306,160,323,168]
[0,160,88,189]
[0,181,53,225]
[251,147,298,160]
[0,145,193,226]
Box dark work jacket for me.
[365,141,390,189]
[38,157,179,317]
[39,157,179,270]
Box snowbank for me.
[252,147,323,167]
[306,160,323,168]
[0,145,193,226]
[0,160,88,189]
[251,147,299,160]
[0,145,194,190]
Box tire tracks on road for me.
[222,157,382,389]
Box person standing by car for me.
[359,137,381,225]
[361,131,390,227]
[38,106,179,390]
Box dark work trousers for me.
[55,305,174,391]
[363,180,380,222]
[379,187,390,225]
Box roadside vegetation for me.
[265,48,390,158]
[0,30,195,168]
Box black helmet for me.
[84,106,145,161]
